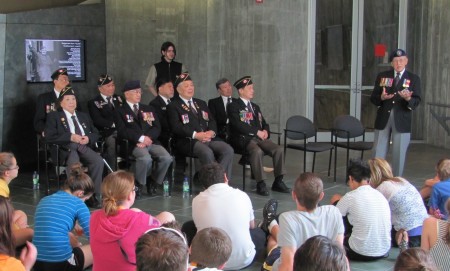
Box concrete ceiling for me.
[0,0,102,14]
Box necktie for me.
[106,96,114,108]
[188,100,198,115]
[167,99,171,105]
[133,104,139,116]
[226,97,232,113]
[71,115,87,153]
[394,72,401,86]
[247,102,255,115]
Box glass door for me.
[313,0,402,140]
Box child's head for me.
[190,227,232,269]
[368,158,395,188]
[436,158,450,181]
[347,158,371,183]
[0,152,17,180]
[294,235,348,271]
[394,248,438,271]
[293,172,323,211]
[64,163,94,199]
[102,171,135,216]
[0,196,15,256]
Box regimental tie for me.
[247,102,255,115]
[106,96,114,108]
[133,104,139,116]
[188,100,198,117]
[71,115,87,153]
[394,72,401,86]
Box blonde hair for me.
[436,159,450,181]
[368,158,402,188]
[102,171,135,216]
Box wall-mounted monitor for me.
[25,39,86,82]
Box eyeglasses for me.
[129,89,142,94]
[8,165,19,170]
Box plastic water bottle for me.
[163,179,170,198]
[32,171,39,190]
[182,177,190,198]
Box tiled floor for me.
[9,143,448,271]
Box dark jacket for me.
[87,94,124,138]
[149,95,171,149]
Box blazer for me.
[167,97,218,155]
[228,98,270,152]
[149,95,171,148]
[208,96,235,141]
[370,69,421,133]
[114,102,161,146]
[44,109,99,148]
[87,94,124,138]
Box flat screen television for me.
[25,39,86,82]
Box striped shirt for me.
[336,185,391,257]
[34,191,91,262]
[429,219,450,270]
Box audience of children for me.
[368,158,428,249]
[331,159,392,261]
[33,163,94,271]
[90,170,175,271]
[429,158,450,219]
[394,248,438,271]
[293,235,349,271]
[189,227,232,271]
[421,198,450,270]
[4,156,450,270]
[0,152,34,247]
[0,196,36,271]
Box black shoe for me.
[261,199,278,234]
[256,181,269,196]
[271,178,291,193]
[146,177,157,196]
[135,182,143,198]
[86,195,101,209]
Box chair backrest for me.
[285,115,316,140]
[332,115,364,139]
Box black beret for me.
[174,72,192,88]
[233,76,253,89]
[123,80,141,93]
[51,68,68,80]
[98,74,113,86]
[389,49,407,62]
[58,85,75,101]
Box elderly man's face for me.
[238,84,254,100]
[60,95,77,114]
[158,82,174,99]
[218,81,233,97]
[99,81,115,97]
[124,88,142,104]
[391,56,408,72]
[177,80,195,100]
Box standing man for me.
[34,68,70,136]
[208,78,234,142]
[370,49,421,176]
[145,41,187,97]
[167,73,234,179]
[149,77,174,149]
[114,80,172,196]
[44,86,104,208]
[88,74,123,170]
[228,76,290,196]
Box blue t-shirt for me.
[33,191,91,262]
[430,178,450,219]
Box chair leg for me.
[303,151,307,173]
[169,158,175,197]
[56,147,60,190]
[327,148,332,177]
[334,146,337,182]
[242,163,246,191]
[360,150,364,160]
[312,153,316,172]
[45,145,50,195]
[189,156,193,196]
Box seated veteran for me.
[88,74,123,170]
[208,78,235,142]
[167,72,234,179]
[114,80,172,196]
[44,85,104,208]
[149,77,174,149]
[34,68,71,136]
[228,76,290,196]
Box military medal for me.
[202,111,209,121]
[182,114,189,124]
[402,79,410,88]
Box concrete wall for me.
[2,4,106,170]
[105,0,310,132]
